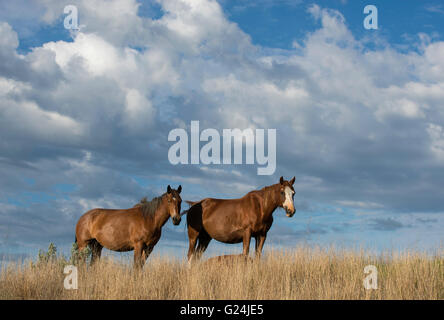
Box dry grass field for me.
[0,246,442,300]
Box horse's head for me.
[277,176,296,217]
[165,185,182,225]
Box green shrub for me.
[37,242,58,264]
[69,242,91,265]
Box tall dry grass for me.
[0,246,442,300]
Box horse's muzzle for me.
[285,208,295,217]
[172,216,181,225]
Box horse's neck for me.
[152,203,170,229]
[260,184,280,219]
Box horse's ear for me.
[178,185,182,194]
[167,185,172,193]
[290,177,295,185]
[279,176,284,185]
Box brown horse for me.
[75,185,182,268]
[186,177,295,263]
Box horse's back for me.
[76,207,142,237]
[187,197,241,223]
[199,194,261,219]
[199,196,251,210]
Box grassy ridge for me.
[1,247,443,300]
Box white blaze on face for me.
[172,197,177,215]
[283,186,295,212]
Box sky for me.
[0,0,444,262]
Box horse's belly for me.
[97,237,133,252]
[215,236,242,244]
[203,209,253,243]
[111,245,133,252]
[202,214,246,243]
[94,229,133,251]
[209,229,244,244]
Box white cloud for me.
[0,90,84,141]
[43,33,120,76]
[427,123,444,161]
[0,22,19,50]
[123,88,155,132]
[336,200,384,210]
[158,0,250,51]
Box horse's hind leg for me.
[195,232,211,260]
[75,234,92,263]
[187,227,199,264]
[187,203,206,264]
[89,239,103,265]
[76,237,89,252]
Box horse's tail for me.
[182,200,196,228]
[183,200,205,229]
[182,201,198,219]
[75,236,77,244]
[185,200,199,206]
[183,200,201,220]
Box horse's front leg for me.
[242,229,252,257]
[142,244,154,264]
[255,235,267,259]
[133,242,145,270]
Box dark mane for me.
[134,194,164,218]
[248,183,278,195]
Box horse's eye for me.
[280,191,284,196]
